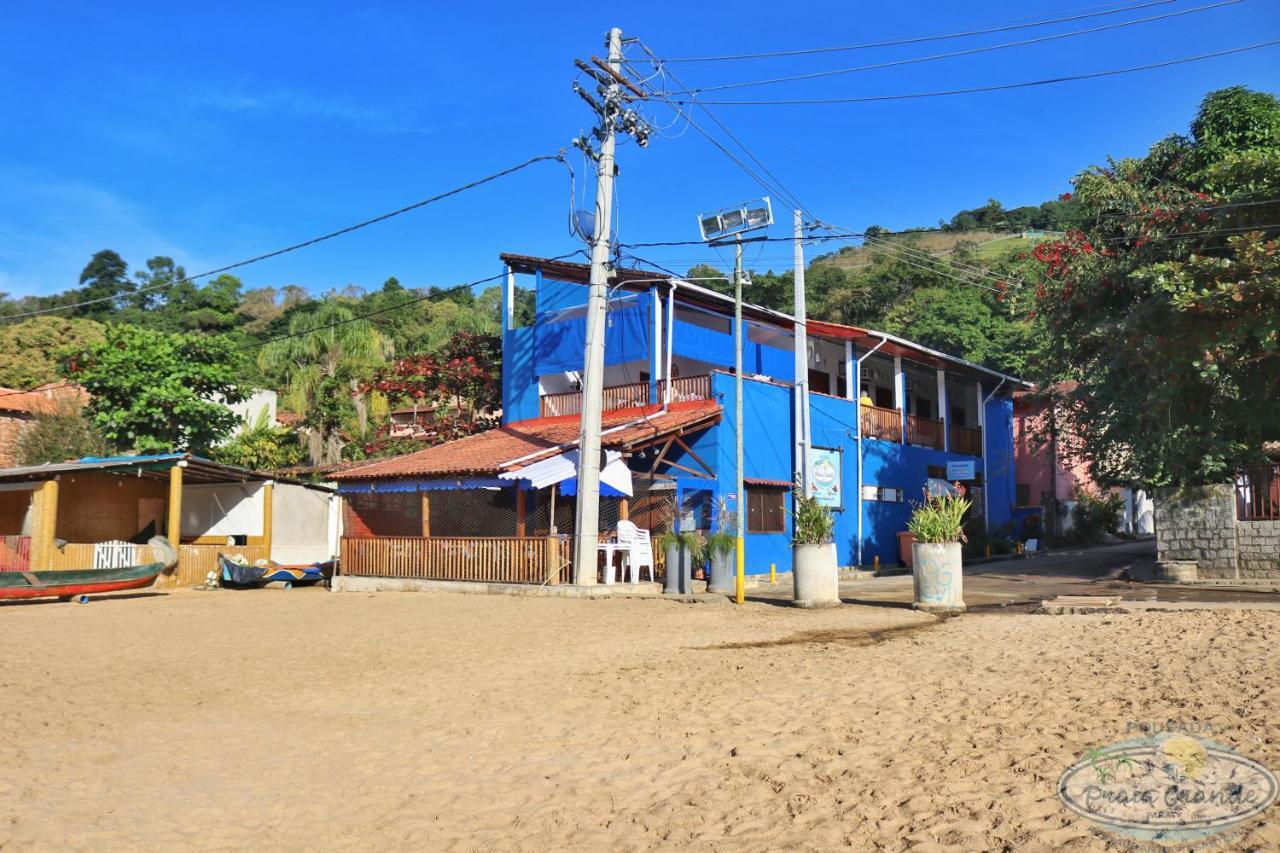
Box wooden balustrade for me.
[540,375,712,417]
[340,535,573,585]
[859,404,902,443]
[906,415,945,450]
[949,424,983,457]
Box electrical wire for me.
[654,0,1183,61]
[670,41,1280,105]
[4,153,571,322]
[659,0,1242,95]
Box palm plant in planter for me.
[705,497,738,594]
[655,525,705,595]
[790,490,840,608]
[906,486,971,613]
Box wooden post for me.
[618,497,629,521]
[546,535,560,584]
[32,478,59,570]
[167,463,183,547]
[515,488,526,537]
[262,481,275,559]
[420,491,431,537]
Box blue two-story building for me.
[497,252,1028,573]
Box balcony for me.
[860,404,902,443]
[906,414,945,450]
[950,424,983,457]
[540,375,712,418]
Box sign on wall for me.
[809,447,843,509]
[946,460,976,481]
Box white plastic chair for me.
[598,531,624,585]
[624,523,655,583]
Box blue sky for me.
[1,1,1276,298]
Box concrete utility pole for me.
[572,27,623,584]
[792,210,812,497]
[734,238,746,605]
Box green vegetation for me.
[907,490,971,544]
[213,408,305,471]
[15,396,108,466]
[790,492,834,545]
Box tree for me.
[1026,86,1280,487]
[213,408,305,471]
[76,250,132,320]
[257,301,392,465]
[16,395,108,465]
[0,316,105,388]
[64,325,246,454]
[131,255,184,313]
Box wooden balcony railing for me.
[540,375,712,418]
[906,414,945,450]
[860,404,902,443]
[340,535,573,585]
[949,424,983,457]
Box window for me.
[747,486,786,533]
[808,369,831,395]
[927,465,946,479]
[1016,483,1033,507]
[835,376,847,398]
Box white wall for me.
[182,483,265,538]
[270,483,338,564]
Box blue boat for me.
[218,554,326,588]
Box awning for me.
[499,450,634,497]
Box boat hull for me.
[219,555,323,587]
[0,563,166,601]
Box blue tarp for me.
[533,294,650,375]
[336,477,508,494]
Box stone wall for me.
[1238,521,1280,577]
[1155,484,1280,579]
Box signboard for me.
[809,447,843,509]
[946,460,976,481]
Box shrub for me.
[791,491,834,545]
[907,487,972,544]
[1070,486,1125,542]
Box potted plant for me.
[791,490,840,608]
[906,485,971,614]
[705,497,737,594]
[655,526,704,595]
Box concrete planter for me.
[663,544,693,595]
[793,543,840,608]
[911,541,965,613]
[707,550,735,594]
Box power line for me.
[669,41,1280,105]
[660,0,1241,95]
[3,153,570,322]
[655,0,1183,62]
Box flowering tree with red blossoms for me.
[1023,87,1280,487]
[359,331,501,457]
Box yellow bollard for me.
[873,555,880,572]
[769,563,776,584]
[735,536,746,605]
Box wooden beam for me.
[515,488,527,537]
[167,464,183,547]
[32,478,59,570]
[660,458,715,479]
[420,491,431,537]
[262,481,275,559]
[619,498,629,521]
[649,437,675,475]
[672,436,715,477]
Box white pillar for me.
[894,356,906,441]
[844,342,855,400]
[503,265,516,331]
[937,368,948,451]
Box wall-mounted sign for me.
[946,460,976,481]
[810,447,843,509]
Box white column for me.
[844,341,855,400]
[937,368,948,451]
[894,356,906,441]
[503,265,516,331]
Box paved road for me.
[748,540,1280,610]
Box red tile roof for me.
[0,383,89,416]
[331,400,722,481]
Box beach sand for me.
[1,588,1277,850]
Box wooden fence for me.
[860,404,902,442]
[950,424,983,457]
[340,535,573,585]
[540,375,713,418]
[906,414,945,450]
[42,542,270,589]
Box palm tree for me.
[258,301,392,465]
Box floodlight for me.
[696,196,772,241]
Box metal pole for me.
[572,27,623,585]
[792,209,811,497]
[734,237,746,605]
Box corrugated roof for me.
[331,400,722,481]
[0,453,330,489]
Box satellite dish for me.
[572,209,616,246]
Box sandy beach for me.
[1,588,1278,851]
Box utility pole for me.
[734,238,746,605]
[792,210,811,497]
[570,28,650,585]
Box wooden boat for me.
[0,537,178,602]
[219,554,325,587]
